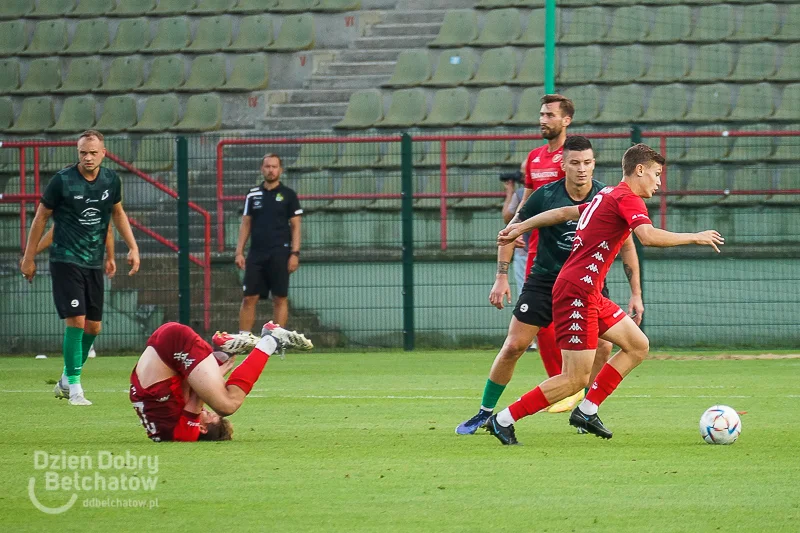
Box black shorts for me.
[243,251,290,298]
[50,261,104,321]
[513,273,609,328]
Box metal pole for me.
[544,0,557,94]
[176,137,191,326]
[400,133,415,351]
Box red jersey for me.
[524,143,566,275]
[558,182,651,295]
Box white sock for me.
[578,398,598,416]
[60,374,68,388]
[255,335,278,355]
[496,408,515,427]
[239,330,251,335]
[479,406,493,413]
[69,383,84,397]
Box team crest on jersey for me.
[552,154,562,163]
[173,351,195,370]
[101,189,109,201]
[275,193,284,202]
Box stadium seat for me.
[375,88,427,128]
[367,171,400,211]
[768,167,800,205]
[95,95,138,132]
[423,48,476,87]
[0,0,34,20]
[463,138,511,166]
[0,98,12,130]
[136,55,185,93]
[220,54,269,91]
[172,94,222,132]
[772,125,800,162]
[326,170,376,211]
[465,47,516,87]
[674,165,729,207]
[557,46,602,85]
[645,124,686,163]
[560,7,608,45]
[190,0,236,14]
[40,143,79,172]
[229,15,273,51]
[728,43,777,83]
[685,84,732,122]
[640,44,690,83]
[290,141,338,169]
[151,0,197,15]
[688,5,734,43]
[376,140,418,168]
[773,84,800,121]
[108,0,155,16]
[726,166,773,206]
[770,44,800,82]
[334,89,383,129]
[602,6,648,44]
[63,19,110,55]
[70,0,116,17]
[505,86,545,126]
[731,4,779,42]
[54,58,103,94]
[271,0,320,12]
[509,48,546,86]
[230,0,277,14]
[417,130,469,166]
[594,84,644,124]
[49,96,96,133]
[562,85,600,123]
[104,18,150,55]
[462,87,513,127]
[145,18,191,54]
[419,89,470,128]
[187,16,232,53]
[382,50,431,88]
[687,44,734,83]
[473,9,522,47]
[268,14,314,51]
[0,60,20,93]
[103,137,134,172]
[291,171,333,212]
[21,20,68,56]
[682,126,731,164]
[600,45,646,83]
[129,95,180,132]
[724,124,775,163]
[642,6,690,44]
[593,127,633,166]
[8,97,54,133]
[96,57,144,93]
[0,21,26,57]
[180,55,227,92]
[332,142,381,168]
[428,10,478,48]
[729,84,775,122]
[12,58,61,94]
[411,169,441,209]
[29,0,75,18]
[133,135,175,172]
[772,4,800,42]
[641,84,688,123]
[313,0,361,12]
[514,9,548,46]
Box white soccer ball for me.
[699,405,742,445]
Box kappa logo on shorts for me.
[571,299,584,307]
[613,308,624,318]
[519,303,529,313]
[586,263,599,273]
[580,275,594,285]
[568,336,581,344]
[592,252,605,262]
[569,323,583,332]
[173,352,195,370]
[598,241,610,250]
[156,395,171,402]
[570,311,584,319]
[70,299,79,308]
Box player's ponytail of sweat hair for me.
[198,418,234,441]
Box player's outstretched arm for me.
[111,202,140,275]
[21,204,53,282]
[498,205,580,246]
[619,236,644,325]
[633,224,724,252]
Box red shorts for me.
[147,322,213,378]
[130,369,185,442]
[552,279,627,350]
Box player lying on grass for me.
[130,321,312,442]
[486,143,724,445]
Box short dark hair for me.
[563,135,593,154]
[622,143,666,177]
[261,153,282,167]
[198,418,234,441]
[79,130,104,143]
[540,94,575,119]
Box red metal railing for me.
[0,141,212,330]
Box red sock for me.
[586,364,623,407]
[537,324,562,378]
[226,347,270,395]
[508,387,550,421]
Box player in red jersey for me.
[487,144,724,444]
[130,321,312,442]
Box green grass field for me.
[2,350,799,532]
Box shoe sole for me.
[568,418,612,439]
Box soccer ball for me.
[699,405,742,445]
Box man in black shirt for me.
[234,154,302,334]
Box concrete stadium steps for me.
[268,102,349,118]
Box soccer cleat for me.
[547,389,585,413]
[53,382,69,400]
[212,331,261,355]
[455,410,492,435]
[569,406,612,439]
[486,414,520,445]
[576,427,588,434]
[68,394,92,406]
[261,321,313,351]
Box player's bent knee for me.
[500,338,529,360]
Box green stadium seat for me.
[70,0,116,17]
[54,58,102,94]
[593,127,633,166]
[129,95,180,132]
[729,84,775,122]
[172,94,222,132]
[773,129,800,165]
[0,98,12,130]
[417,130,468,166]
[475,0,513,7]
[600,45,646,83]
[290,142,337,170]
[682,125,731,164]
[8,97,54,133]
[423,48,476,87]
[731,4,779,42]
[689,5,734,43]
[151,0,197,15]
[505,86,545,126]
[382,50,431,88]
[0,60,20,93]
[509,48,547,86]
[313,0,361,12]
[229,15,273,52]
[602,6,648,44]
[133,135,175,172]
[271,0,320,12]
[230,0,277,14]
[291,171,333,212]
[724,124,774,163]
[473,9,522,47]
[12,58,61,94]
[641,84,688,123]
[428,10,478,48]
[108,0,155,16]
[49,96,96,133]
[645,124,686,163]
[463,138,511,166]
[268,14,314,51]
[190,0,236,14]
[685,84,732,122]
[462,87,513,127]
[465,47,516,87]
[0,21,27,57]
[21,20,68,56]
[96,57,144,93]
[334,89,383,129]
[642,6,690,44]
[772,4,800,42]
[770,44,800,82]
[728,43,778,83]
[562,85,600,123]
[220,54,269,91]
[30,0,75,18]
[103,137,134,172]
[412,169,440,209]
[687,44,734,83]
[145,17,191,54]
[63,19,110,55]
[40,143,78,173]
[514,9,548,46]
[104,18,150,55]
[187,16,232,53]
[332,142,381,168]
[773,84,800,121]
[0,0,34,20]
[136,55,185,93]
[558,46,602,85]
[367,171,400,211]
[180,55,226,92]
[674,165,729,207]
[768,167,800,205]
[326,170,375,211]
[419,89,470,128]
[95,95,138,132]
[640,44,690,83]
[560,7,608,45]
[376,140,419,168]
[375,88,427,128]
[594,84,644,124]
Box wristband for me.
[290,251,300,256]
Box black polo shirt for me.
[243,182,302,258]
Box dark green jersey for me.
[41,164,122,269]
[519,178,606,278]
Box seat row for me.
[0,14,313,57]
[2,54,269,96]
[1,94,222,134]
[430,5,800,48]
[477,0,797,6]
[0,0,358,19]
